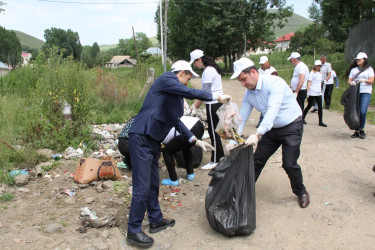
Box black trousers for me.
[206,103,224,163]
[324,84,334,108]
[303,95,323,124]
[254,118,306,196]
[295,89,307,111]
[161,121,204,181]
[118,138,131,169]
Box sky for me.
[0,0,314,46]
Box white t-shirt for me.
[162,116,199,144]
[349,66,375,94]
[326,69,335,84]
[308,70,322,96]
[259,66,277,75]
[202,66,223,104]
[291,61,309,91]
[321,62,332,82]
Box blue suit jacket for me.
[129,72,213,142]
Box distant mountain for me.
[99,36,160,51]
[269,10,313,38]
[13,30,44,50]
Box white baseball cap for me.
[355,52,367,60]
[287,52,301,60]
[189,49,204,64]
[171,60,199,77]
[230,58,255,80]
[314,60,322,66]
[259,56,268,64]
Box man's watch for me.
[255,131,262,140]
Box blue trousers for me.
[357,93,372,130]
[127,133,163,234]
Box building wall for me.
[345,18,375,62]
[0,68,10,77]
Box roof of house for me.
[146,47,162,55]
[274,33,295,42]
[22,52,31,58]
[0,62,9,69]
[107,55,131,64]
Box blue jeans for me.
[358,93,371,130]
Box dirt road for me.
[0,78,374,249]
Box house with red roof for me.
[21,52,32,66]
[274,32,294,51]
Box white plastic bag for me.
[215,103,243,143]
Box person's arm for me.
[307,80,312,92]
[237,93,254,136]
[271,71,278,76]
[192,99,203,109]
[295,73,305,94]
[325,72,331,82]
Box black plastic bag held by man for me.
[340,83,360,130]
[205,145,256,237]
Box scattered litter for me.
[79,207,117,231]
[178,203,182,206]
[63,147,83,159]
[202,131,210,140]
[69,173,75,178]
[324,202,331,206]
[54,174,60,178]
[9,170,28,177]
[170,189,180,192]
[170,193,177,197]
[117,161,127,169]
[51,153,63,160]
[63,189,76,196]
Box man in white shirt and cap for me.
[288,52,309,111]
[225,57,310,209]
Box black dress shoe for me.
[126,231,154,248]
[149,218,175,234]
[319,123,327,127]
[298,191,310,208]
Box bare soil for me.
[0,79,374,249]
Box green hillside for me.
[13,30,44,50]
[269,10,313,38]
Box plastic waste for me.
[205,145,256,237]
[51,153,63,160]
[9,170,28,177]
[117,161,127,169]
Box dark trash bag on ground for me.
[174,145,203,169]
[205,144,256,237]
[340,84,360,130]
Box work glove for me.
[189,106,198,117]
[349,81,357,86]
[218,94,232,104]
[196,140,215,152]
[358,79,367,83]
[293,92,298,99]
[245,134,259,146]
[224,140,237,156]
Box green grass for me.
[0,193,14,202]
[268,10,313,38]
[13,30,44,50]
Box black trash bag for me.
[340,84,360,130]
[174,145,203,169]
[205,144,256,237]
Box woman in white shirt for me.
[345,52,374,139]
[302,60,327,127]
[189,49,224,170]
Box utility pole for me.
[163,0,168,72]
[159,0,164,70]
[132,26,139,58]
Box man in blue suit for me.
[126,60,231,248]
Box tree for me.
[0,25,22,68]
[90,42,100,59]
[42,27,82,60]
[116,32,151,58]
[155,0,292,70]
[315,0,374,44]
